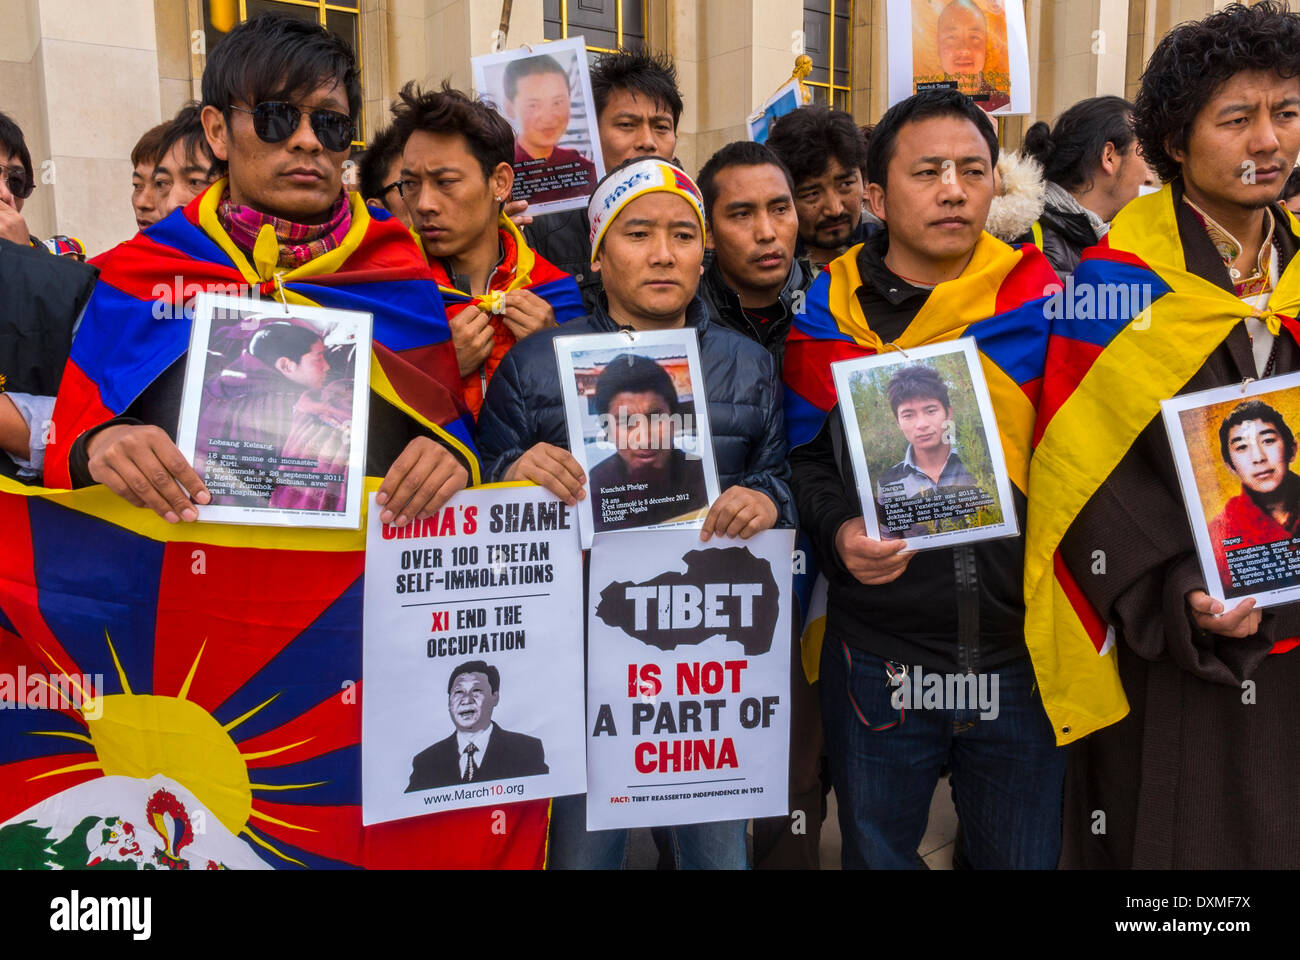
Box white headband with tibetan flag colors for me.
[587,158,707,264]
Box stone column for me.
[19,0,163,256]
[671,0,805,175]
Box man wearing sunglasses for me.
[47,13,476,536]
[0,111,39,249]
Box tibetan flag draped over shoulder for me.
[45,180,478,488]
[1024,183,1300,746]
[782,233,1057,680]
[0,477,550,869]
[425,214,585,417]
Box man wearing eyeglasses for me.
[46,13,476,537]
[358,122,411,228]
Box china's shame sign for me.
[585,528,793,829]
[362,484,586,825]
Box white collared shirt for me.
[456,725,493,779]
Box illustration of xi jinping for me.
[405,660,548,792]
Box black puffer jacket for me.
[476,294,796,527]
[698,253,812,372]
[1018,204,1099,278]
[523,209,603,315]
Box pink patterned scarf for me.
[218,190,352,270]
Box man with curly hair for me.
[1028,1,1300,867]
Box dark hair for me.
[766,105,867,189]
[448,660,500,694]
[0,111,33,189]
[1134,2,1300,184]
[1284,166,1300,202]
[1219,400,1296,468]
[158,101,222,179]
[249,322,322,367]
[866,88,998,188]
[201,13,362,125]
[887,365,951,417]
[358,122,406,201]
[131,121,171,169]
[503,53,569,101]
[858,124,875,177]
[390,81,514,182]
[696,141,795,224]
[594,354,679,417]
[590,49,683,129]
[1021,96,1136,192]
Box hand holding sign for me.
[835,516,913,585]
[700,485,778,541]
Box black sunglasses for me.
[0,162,33,200]
[229,102,355,153]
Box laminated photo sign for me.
[1162,372,1300,609]
[175,293,372,529]
[832,337,1018,550]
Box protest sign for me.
[887,0,1031,115]
[832,337,1018,551]
[554,328,721,549]
[473,36,605,216]
[362,484,586,825]
[585,529,793,830]
[175,293,371,529]
[1162,372,1300,609]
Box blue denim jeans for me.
[820,641,1066,869]
[547,794,749,869]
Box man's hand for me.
[0,395,31,460]
[449,305,495,379]
[503,198,533,228]
[377,436,469,526]
[700,485,778,541]
[86,424,210,522]
[504,442,586,506]
[0,196,29,246]
[500,288,558,341]
[834,516,913,585]
[1187,590,1261,639]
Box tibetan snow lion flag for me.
[782,233,1054,683]
[1023,183,1300,745]
[0,478,550,869]
[2,182,548,869]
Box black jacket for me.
[1017,203,1099,278]
[476,294,796,528]
[523,209,602,315]
[698,253,812,372]
[0,238,99,481]
[405,722,548,792]
[789,228,1030,674]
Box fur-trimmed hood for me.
[986,150,1046,243]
